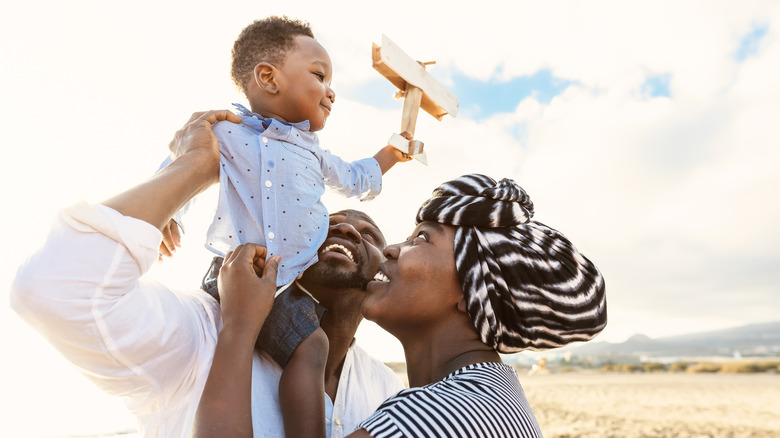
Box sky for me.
[1,0,779,436]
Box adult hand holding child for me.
[168,110,242,173]
[217,245,280,336]
[194,244,280,438]
[157,110,243,259]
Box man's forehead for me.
[330,210,377,227]
[330,210,384,237]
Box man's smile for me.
[320,243,355,263]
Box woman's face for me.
[363,221,463,335]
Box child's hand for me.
[158,219,181,261]
[374,144,413,174]
[217,244,279,337]
[391,146,414,162]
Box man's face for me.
[301,210,386,291]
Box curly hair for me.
[231,16,314,95]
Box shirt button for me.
[334,418,341,426]
[262,137,268,144]
[268,232,275,240]
[265,180,272,188]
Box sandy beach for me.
[51,371,780,437]
[519,372,780,438]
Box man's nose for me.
[329,222,360,242]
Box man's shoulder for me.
[349,344,405,389]
[349,343,382,365]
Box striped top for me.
[357,362,543,438]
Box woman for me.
[196,174,607,437]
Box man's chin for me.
[303,261,367,290]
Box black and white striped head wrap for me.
[416,174,607,352]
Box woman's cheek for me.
[360,291,386,322]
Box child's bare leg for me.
[279,326,329,438]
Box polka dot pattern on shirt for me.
[204,114,383,286]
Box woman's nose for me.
[382,243,399,260]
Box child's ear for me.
[253,62,279,94]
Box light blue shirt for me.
[202,104,382,285]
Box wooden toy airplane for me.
[372,34,459,165]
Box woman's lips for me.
[373,271,389,282]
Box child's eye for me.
[313,72,325,81]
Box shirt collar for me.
[292,281,357,348]
[293,280,321,304]
[232,103,311,132]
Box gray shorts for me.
[201,256,326,367]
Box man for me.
[10,110,403,438]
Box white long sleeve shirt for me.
[10,202,403,438]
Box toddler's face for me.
[273,35,335,131]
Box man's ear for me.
[253,62,279,94]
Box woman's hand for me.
[217,244,280,339]
[195,243,277,438]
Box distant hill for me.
[561,321,780,359]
